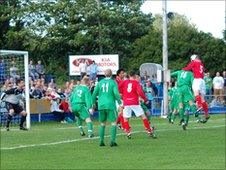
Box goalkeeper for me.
[1,79,28,131]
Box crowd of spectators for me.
[204,71,226,106]
[1,57,226,124]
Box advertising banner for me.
[69,54,119,76]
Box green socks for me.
[179,108,184,121]
[184,114,189,124]
[110,125,117,143]
[77,118,84,133]
[190,104,197,113]
[99,125,105,143]
[87,122,93,136]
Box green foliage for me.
[0,0,151,83]
[0,2,225,83]
[132,13,226,74]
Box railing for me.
[1,95,226,126]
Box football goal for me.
[0,50,30,129]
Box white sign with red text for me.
[69,54,119,76]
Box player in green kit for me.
[171,70,198,130]
[168,82,180,124]
[92,69,122,147]
[69,77,94,138]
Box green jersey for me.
[92,77,121,110]
[168,86,179,102]
[69,85,92,109]
[171,70,194,87]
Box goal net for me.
[0,50,30,129]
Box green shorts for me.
[170,99,179,111]
[183,101,190,111]
[71,104,90,120]
[99,109,117,122]
[178,85,194,103]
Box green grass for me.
[1,114,225,169]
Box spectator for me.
[142,71,150,82]
[89,80,96,94]
[212,72,224,103]
[78,59,88,79]
[144,81,155,101]
[204,72,213,97]
[57,88,66,99]
[64,81,71,98]
[223,71,226,102]
[9,60,20,83]
[29,60,38,80]
[1,79,13,92]
[59,98,74,123]
[48,78,57,90]
[31,83,44,99]
[47,88,66,123]
[0,59,6,84]
[36,60,45,79]
[89,60,98,81]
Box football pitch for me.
[1,114,225,169]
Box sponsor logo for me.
[72,58,93,67]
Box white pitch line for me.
[1,118,225,132]
[1,124,225,150]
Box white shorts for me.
[192,78,206,96]
[123,105,144,118]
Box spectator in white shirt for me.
[78,59,88,80]
[89,60,98,81]
[212,72,224,103]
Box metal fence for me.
[1,95,226,127]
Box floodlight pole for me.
[162,0,168,117]
[96,0,103,54]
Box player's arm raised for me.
[170,70,180,78]
[182,62,194,71]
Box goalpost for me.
[0,50,30,129]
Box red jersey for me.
[182,59,204,79]
[115,76,123,87]
[119,79,148,106]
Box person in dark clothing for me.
[0,79,28,131]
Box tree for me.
[131,13,226,74]
[4,0,152,83]
[0,0,26,49]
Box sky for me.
[141,0,225,39]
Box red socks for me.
[195,95,202,108]
[116,114,125,129]
[202,102,209,117]
[142,118,152,132]
[116,114,122,124]
[123,121,131,133]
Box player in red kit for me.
[115,68,125,130]
[119,71,156,139]
[183,54,210,123]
